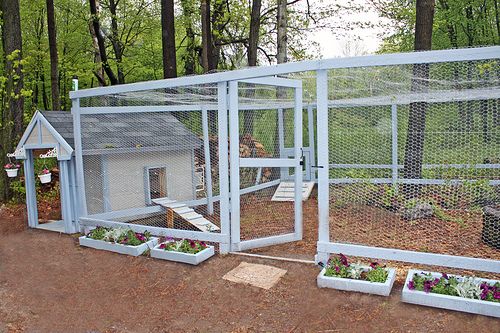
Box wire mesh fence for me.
[326,58,500,265]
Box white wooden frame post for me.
[201,106,214,215]
[71,97,87,232]
[218,81,231,254]
[228,80,241,251]
[316,69,330,265]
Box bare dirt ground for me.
[1,214,500,333]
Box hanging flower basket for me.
[38,168,51,184]
[4,163,20,178]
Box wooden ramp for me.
[271,181,315,202]
[152,197,220,232]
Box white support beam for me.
[238,76,302,88]
[70,46,500,99]
[217,81,231,254]
[239,157,298,168]
[316,69,329,264]
[228,81,241,250]
[317,242,500,274]
[201,107,214,215]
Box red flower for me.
[369,262,378,269]
[189,240,196,248]
[200,241,207,248]
[159,243,166,249]
[339,253,348,266]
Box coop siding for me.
[105,151,195,211]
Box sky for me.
[302,0,387,58]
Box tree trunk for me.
[243,0,262,135]
[161,0,177,79]
[201,0,215,72]
[402,0,435,194]
[272,0,287,175]
[0,0,24,201]
[108,0,125,84]
[89,0,118,85]
[180,0,196,75]
[46,0,60,110]
[89,21,106,86]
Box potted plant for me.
[317,254,396,296]
[38,168,52,184]
[150,237,214,265]
[402,270,500,318]
[4,163,20,178]
[79,226,158,256]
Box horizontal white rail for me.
[329,178,500,185]
[80,217,227,243]
[70,46,500,99]
[240,158,298,168]
[317,242,500,273]
[330,163,500,169]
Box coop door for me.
[228,77,304,252]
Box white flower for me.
[453,277,482,299]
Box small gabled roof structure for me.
[16,111,74,160]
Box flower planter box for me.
[79,236,158,256]
[317,266,397,296]
[150,243,215,265]
[402,270,500,318]
[5,168,19,178]
[38,173,52,184]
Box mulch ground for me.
[1,213,500,332]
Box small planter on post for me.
[317,266,397,296]
[4,163,20,178]
[38,168,52,184]
[402,270,500,318]
[482,205,500,250]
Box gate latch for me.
[299,148,305,166]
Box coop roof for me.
[39,111,201,155]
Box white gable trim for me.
[15,111,74,160]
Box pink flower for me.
[408,280,415,290]
[189,240,196,248]
[159,243,166,249]
[334,266,340,273]
[200,241,207,248]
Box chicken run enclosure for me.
[53,46,500,273]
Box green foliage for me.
[160,238,208,254]
[86,226,152,246]
[365,266,388,283]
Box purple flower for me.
[494,292,500,300]
[370,262,378,269]
[423,281,432,293]
[189,240,196,248]
[159,243,166,249]
[441,273,449,280]
[334,266,340,273]
[339,253,348,266]
[408,280,415,290]
[200,241,207,248]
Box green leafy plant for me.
[324,254,390,283]
[408,272,500,303]
[158,237,208,254]
[87,226,151,246]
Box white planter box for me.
[5,168,19,177]
[317,266,397,296]
[150,244,215,265]
[402,269,500,318]
[79,236,158,257]
[38,173,52,184]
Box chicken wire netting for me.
[327,58,500,262]
[79,86,223,235]
[237,82,301,243]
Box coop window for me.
[146,167,167,204]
